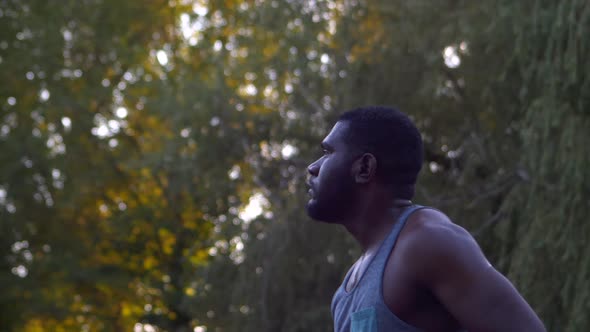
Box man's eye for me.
[323,149,329,155]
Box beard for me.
[306,176,357,223]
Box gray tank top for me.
[331,205,427,332]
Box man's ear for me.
[352,153,377,184]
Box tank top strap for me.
[370,204,427,272]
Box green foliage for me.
[497,1,590,331]
[0,0,587,331]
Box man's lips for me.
[306,180,316,197]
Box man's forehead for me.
[323,121,349,145]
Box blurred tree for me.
[0,0,587,331]
[496,1,590,331]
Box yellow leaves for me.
[145,115,164,131]
[263,43,279,59]
[189,248,209,266]
[247,104,273,114]
[183,218,198,230]
[106,67,116,79]
[120,301,142,317]
[157,227,172,238]
[225,77,240,89]
[133,115,175,153]
[181,204,203,230]
[96,248,125,266]
[149,119,174,142]
[153,186,164,200]
[349,8,386,63]
[158,228,177,255]
[240,120,253,132]
[22,319,47,332]
[143,255,158,269]
[131,224,143,238]
[140,167,152,178]
[121,303,132,317]
[184,287,196,296]
[133,168,167,208]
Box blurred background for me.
[1,0,588,331]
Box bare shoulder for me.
[399,208,476,250]
[392,208,547,331]
[395,208,490,279]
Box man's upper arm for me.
[406,221,546,332]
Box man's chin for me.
[305,199,318,219]
[306,200,340,224]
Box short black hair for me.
[338,106,423,200]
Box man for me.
[306,106,545,332]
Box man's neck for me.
[343,200,411,252]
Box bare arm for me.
[406,217,546,332]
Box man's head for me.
[306,106,423,223]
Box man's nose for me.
[307,160,320,176]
